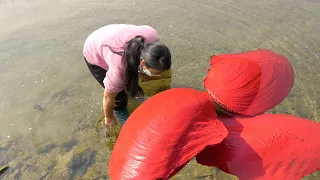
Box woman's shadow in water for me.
[196,115,266,180]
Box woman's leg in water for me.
[114,90,129,125]
[84,57,129,124]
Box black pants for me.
[84,57,128,110]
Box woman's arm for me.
[103,89,118,126]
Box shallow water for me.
[0,0,319,179]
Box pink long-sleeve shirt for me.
[83,24,160,92]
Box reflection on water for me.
[0,0,320,179]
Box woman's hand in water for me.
[103,90,118,128]
[104,116,117,128]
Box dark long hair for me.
[107,35,171,98]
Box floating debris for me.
[0,165,9,175]
[34,104,45,112]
